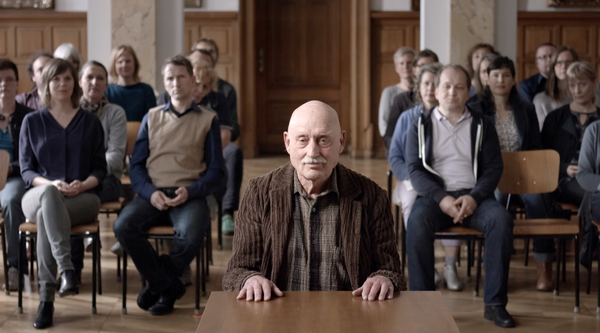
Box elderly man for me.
[223,101,404,301]
[405,65,515,327]
[517,43,555,103]
[113,55,225,315]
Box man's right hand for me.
[237,275,283,302]
[150,191,169,211]
[567,165,579,178]
[439,195,460,222]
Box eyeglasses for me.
[536,55,552,61]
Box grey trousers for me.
[1,177,27,270]
[22,185,100,302]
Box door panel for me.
[257,0,349,154]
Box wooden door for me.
[255,0,350,154]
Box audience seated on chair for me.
[389,63,468,291]
[191,38,244,236]
[53,43,81,74]
[405,64,515,328]
[19,58,107,329]
[383,49,438,150]
[378,47,416,145]
[533,46,579,130]
[466,43,499,97]
[468,56,554,291]
[223,100,405,303]
[518,43,556,103]
[15,51,53,111]
[0,59,31,292]
[105,45,157,122]
[112,55,226,316]
[70,60,127,283]
[543,61,600,268]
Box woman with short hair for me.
[19,58,106,329]
[104,45,156,121]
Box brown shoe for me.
[536,261,553,291]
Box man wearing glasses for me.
[518,43,556,103]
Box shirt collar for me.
[162,100,201,117]
[293,168,339,198]
[433,106,471,123]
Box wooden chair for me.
[497,150,581,313]
[17,220,101,314]
[0,151,12,295]
[120,226,207,315]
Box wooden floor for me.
[1,156,600,332]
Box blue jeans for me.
[113,196,209,294]
[407,192,513,306]
[495,190,554,262]
[222,143,243,214]
[2,177,27,271]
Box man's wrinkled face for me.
[284,103,346,184]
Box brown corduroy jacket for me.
[222,163,406,292]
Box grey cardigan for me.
[93,102,127,179]
[577,120,600,192]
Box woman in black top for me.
[468,57,555,291]
[0,59,31,291]
[19,59,106,329]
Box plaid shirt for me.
[285,169,352,291]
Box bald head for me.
[288,100,341,134]
[284,100,346,191]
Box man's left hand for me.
[454,195,477,223]
[352,275,394,301]
[165,187,189,207]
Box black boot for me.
[484,305,516,328]
[33,302,53,329]
[150,278,186,316]
[137,286,160,310]
[58,269,79,297]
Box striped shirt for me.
[285,169,352,291]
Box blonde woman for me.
[105,45,156,121]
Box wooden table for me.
[197,291,460,333]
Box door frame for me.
[239,0,372,158]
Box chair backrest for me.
[126,121,142,157]
[0,150,9,191]
[497,150,560,195]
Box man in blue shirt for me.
[113,55,226,316]
[517,43,555,103]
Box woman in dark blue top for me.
[468,56,555,291]
[104,45,156,121]
[19,59,106,329]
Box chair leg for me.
[474,239,483,297]
[401,212,406,275]
[554,240,562,296]
[17,231,24,314]
[30,238,35,281]
[574,235,580,313]
[122,251,127,314]
[201,238,206,297]
[562,239,567,283]
[91,234,97,314]
[97,235,102,295]
[217,200,223,250]
[1,223,10,295]
[587,230,594,294]
[195,242,202,316]
[597,234,600,313]
[466,241,472,280]
[116,255,121,282]
[207,213,213,265]
[524,238,530,266]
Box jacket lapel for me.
[337,165,362,289]
[268,164,294,282]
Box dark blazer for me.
[384,91,415,148]
[467,93,542,151]
[406,107,503,205]
[222,163,405,292]
[517,73,547,103]
[541,104,600,179]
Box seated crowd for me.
[0,35,599,331]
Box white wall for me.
[371,0,412,11]
[495,0,517,62]
[54,0,87,11]
[420,0,450,64]
[518,0,600,11]
[87,0,111,67]
[185,0,238,11]
[155,0,184,93]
